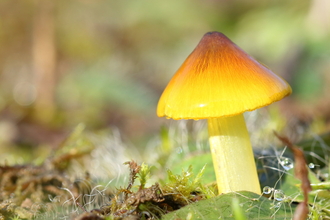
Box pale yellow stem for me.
[208,114,261,194]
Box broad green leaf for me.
[162,191,296,220]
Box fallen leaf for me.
[274,132,312,220]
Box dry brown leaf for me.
[293,202,309,220]
[274,132,311,220]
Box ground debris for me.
[74,212,104,220]
[74,161,207,220]
[0,132,95,219]
[0,162,82,219]
[0,157,206,219]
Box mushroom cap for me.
[157,32,292,120]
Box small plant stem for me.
[208,114,261,194]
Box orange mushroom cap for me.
[157,32,292,120]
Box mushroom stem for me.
[208,114,261,194]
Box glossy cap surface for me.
[157,32,292,120]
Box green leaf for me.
[162,191,297,220]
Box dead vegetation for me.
[0,157,208,220]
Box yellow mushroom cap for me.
[157,32,292,120]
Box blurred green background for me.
[0,0,329,159]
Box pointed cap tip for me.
[157,32,292,120]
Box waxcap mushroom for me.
[157,32,292,194]
[157,31,292,120]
